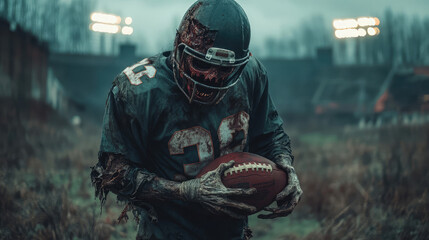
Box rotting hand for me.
[180,160,258,219]
[258,155,303,219]
[92,155,257,220]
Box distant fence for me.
[0,18,48,100]
[0,18,68,113]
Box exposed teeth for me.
[191,71,202,78]
[196,89,213,98]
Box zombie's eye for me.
[191,58,211,71]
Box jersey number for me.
[123,58,156,85]
[168,111,249,176]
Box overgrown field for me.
[1,102,428,239]
[251,121,429,240]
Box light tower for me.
[89,12,134,55]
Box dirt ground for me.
[1,100,428,239]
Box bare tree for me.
[64,0,94,53]
[0,0,9,19]
[263,15,332,59]
[354,10,429,66]
[2,0,97,54]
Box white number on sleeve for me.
[123,58,156,86]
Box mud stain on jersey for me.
[229,112,245,129]
[227,91,249,113]
[168,126,214,176]
[219,111,249,155]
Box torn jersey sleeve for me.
[99,84,146,165]
[248,64,294,166]
[94,83,156,202]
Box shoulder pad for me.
[113,58,160,98]
[240,56,268,86]
[122,58,157,86]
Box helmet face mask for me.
[172,0,251,105]
[173,43,249,104]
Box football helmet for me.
[172,0,251,105]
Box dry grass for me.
[0,99,129,239]
[291,124,429,240]
[1,99,428,239]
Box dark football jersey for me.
[99,51,292,239]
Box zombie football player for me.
[91,0,303,239]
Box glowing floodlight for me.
[90,23,120,34]
[125,17,133,25]
[90,12,134,36]
[357,28,367,37]
[91,12,121,24]
[334,28,371,39]
[367,27,377,36]
[374,17,380,26]
[333,18,358,30]
[122,26,134,35]
[333,17,380,39]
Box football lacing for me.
[224,162,273,176]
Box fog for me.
[1,0,429,239]
[96,0,429,55]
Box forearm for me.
[128,168,187,202]
[91,153,258,219]
[250,126,294,166]
[90,153,186,204]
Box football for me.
[196,152,287,212]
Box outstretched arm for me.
[91,153,177,203]
[91,153,257,219]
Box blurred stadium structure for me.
[1,1,429,238]
[1,6,429,125]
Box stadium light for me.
[367,27,380,36]
[357,17,380,27]
[358,28,367,37]
[333,17,380,39]
[333,19,358,30]
[122,26,134,35]
[90,23,120,34]
[125,17,133,25]
[91,12,121,25]
[89,12,134,36]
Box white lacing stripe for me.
[224,162,273,176]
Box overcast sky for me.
[96,0,429,55]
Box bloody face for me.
[175,16,234,102]
[174,3,244,104]
[180,55,234,102]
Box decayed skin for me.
[177,2,215,54]
[249,125,303,219]
[258,154,303,219]
[243,226,253,240]
[91,153,132,204]
[185,55,233,85]
[180,160,257,219]
[92,3,302,232]
[175,7,234,102]
[90,154,257,219]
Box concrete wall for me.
[0,18,69,114]
[0,18,48,101]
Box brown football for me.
[196,152,287,212]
